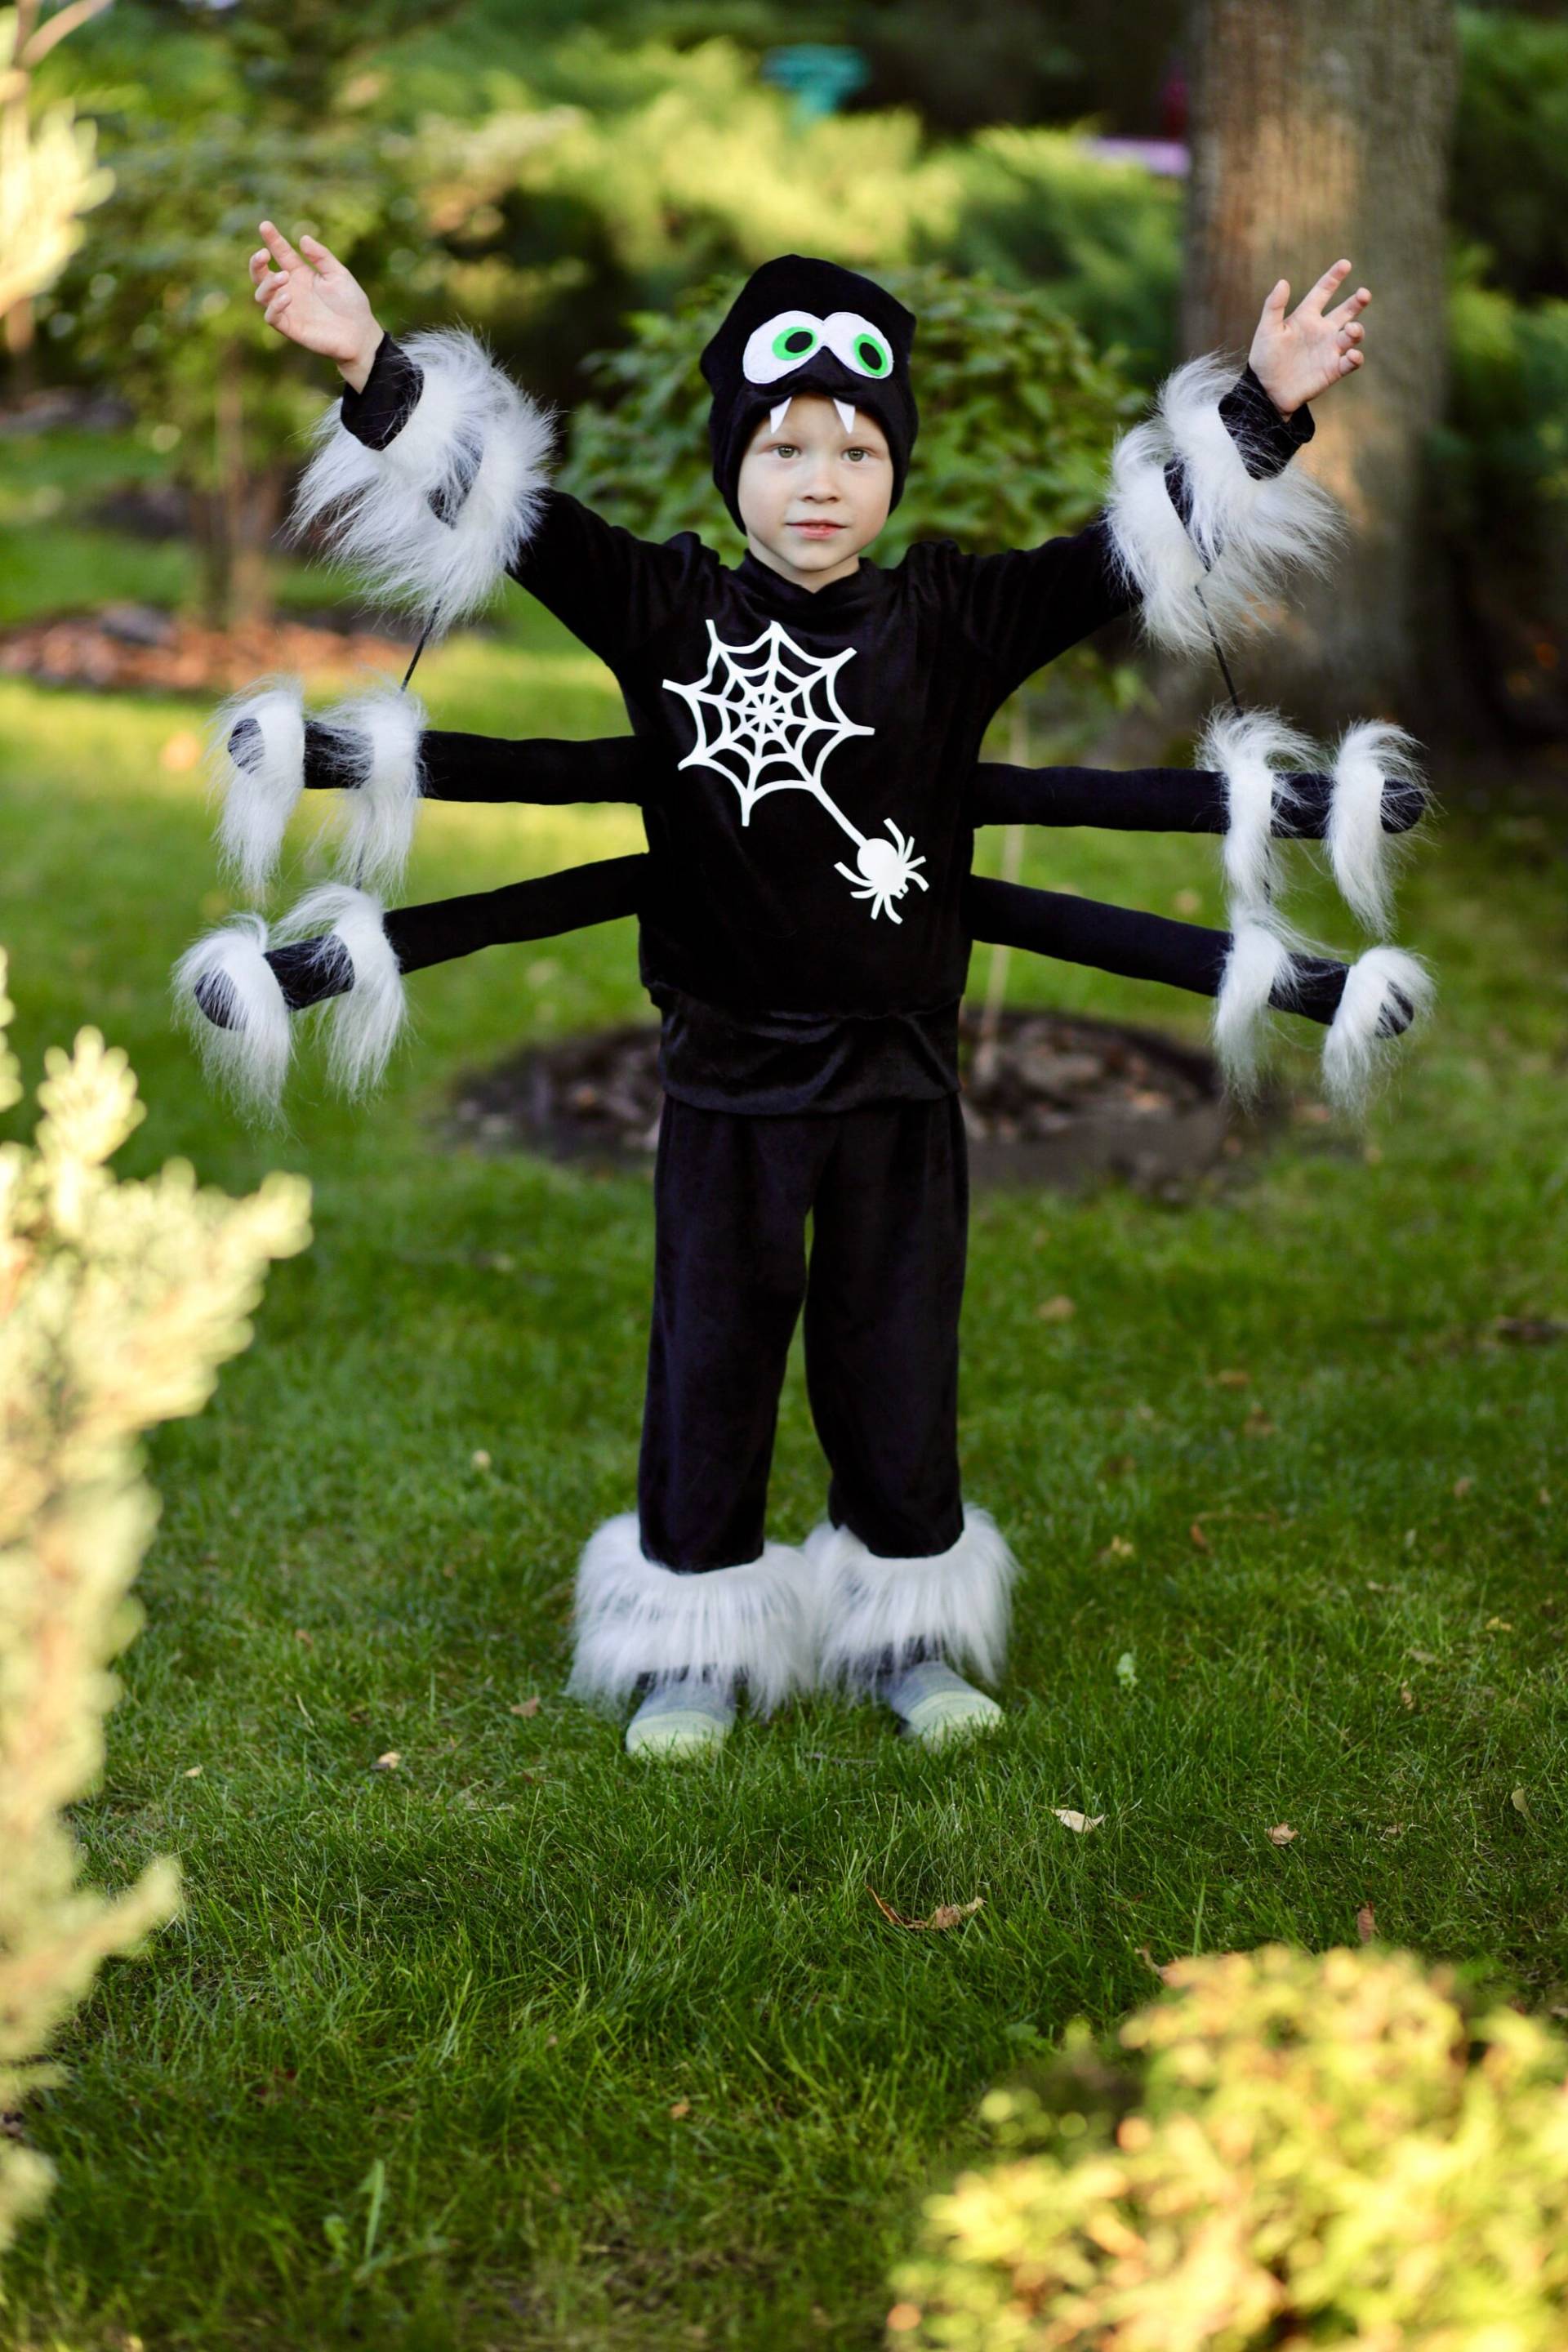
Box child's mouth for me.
[790,520,844,539]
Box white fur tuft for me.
[275,882,408,1098]
[1326,720,1427,936]
[1321,945,1434,1113]
[1196,704,1317,912]
[171,911,292,1125]
[287,327,555,630]
[208,676,305,898]
[1106,352,1343,659]
[564,1512,815,1715]
[808,1506,1021,1694]
[314,682,427,894]
[1212,917,1303,1098]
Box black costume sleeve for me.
[338,332,711,668]
[931,365,1319,697]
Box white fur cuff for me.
[275,882,408,1098]
[314,682,427,894]
[1327,720,1427,937]
[1322,945,1433,1112]
[1106,353,1341,659]
[564,1512,815,1714]
[210,676,306,898]
[808,1505,1021,1693]
[287,327,555,630]
[1196,704,1316,914]
[171,911,292,1124]
[1213,917,1299,1098]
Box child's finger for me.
[1300,258,1352,315]
[1262,276,1290,317]
[248,248,273,287]
[252,268,283,305]
[298,233,339,274]
[258,219,303,272]
[1325,287,1371,327]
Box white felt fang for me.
[564,1513,815,1715]
[1196,704,1316,914]
[171,911,292,1125]
[287,327,555,632]
[1213,916,1299,1098]
[1327,720,1427,936]
[275,882,408,1099]
[1322,945,1434,1112]
[313,682,427,895]
[1106,352,1343,659]
[209,676,306,898]
[769,398,791,434]
[808,1506,1021,1694]
[833,399,857,434]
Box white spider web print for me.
[662,618,929,923]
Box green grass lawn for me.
[2,602,1566,2350]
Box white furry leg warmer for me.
[209,675,305,898]
[564,1513,817,1717]
[808,1506,1021,1695]
[312,680,427,895]
[171,910,293,1123]
[1322,945,1435,1112]
[274,881,408,1098]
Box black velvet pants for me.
[637,1092,970,1572]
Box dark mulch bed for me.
[0,603,411,693]
[448,1004,1257,1195]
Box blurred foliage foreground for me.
[0,950,310,2263]
[890,1940,1568,2349]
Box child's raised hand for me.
[249,220,381,382]
[1247,259,1370,416]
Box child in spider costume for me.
[176,232,1432,1757]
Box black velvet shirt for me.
[341,340,1310,1113]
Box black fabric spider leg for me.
[964,874,1418,1034]
[193,854,648,1030]
[969,762,1426,841]
[294,719,657,808]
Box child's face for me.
[736,394,893,587]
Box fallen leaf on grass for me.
[1512,1786,1532,1818]
[1267,1823,1297,1846]
[471,1448,492,1470]
[1138,1946,1182,1984]
[1115,1651,1138,1690]
[510,1696,541,1717]
[1212,1368,1251,1389]
[183,1766,203,1779]
[1241,1409,1278,1439]
[1098,1536,1135,1563]
[1190,1521,1210,1551]
[1054,1808,1106,1833]
[1486,1617,1513,1632]
[1036,1294,1076,1322]
[867,1885,985,1931]
[293,1627,314,1649]
[1407,1647,1441,1666]
[1356,1903,1377,1944]
[1453,1476,1475,1498]
[668,2099,691,2119]
[1400,1684,1415,1709]
[372,1751,401,1771]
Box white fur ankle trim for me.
[808,1505,1021,1694]
[1322,945,1434,1113]
[287,327,554,630]
[171,911,292,1123]
[1213,917,1299,1097]
[209,676,305,897]
[1327,720,1426,936]
[314,681,427,894]
[275,881,408,1098]
[1106,352,1342,659]
[1196,704,1316,913]
[564,1512,815,1715]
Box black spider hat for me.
[700,254,919,528]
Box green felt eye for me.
[854,332,890,375]
[824,310,898,381]
[774,324,819,360]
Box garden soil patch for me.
[448,1004,1254,1194]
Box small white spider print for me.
[835,821,929,923]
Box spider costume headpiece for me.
[700,254,920,528]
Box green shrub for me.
[889,1941,1568,2350]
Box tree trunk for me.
[1182,0,1457,721]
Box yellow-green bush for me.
[889,1942,1568,2350]
[0,950,310,2265]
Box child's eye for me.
[774,443,798,459]
[845,447,867,461]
